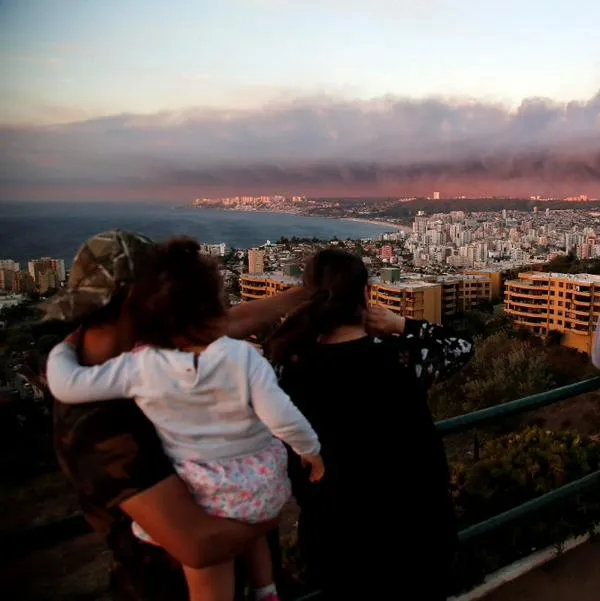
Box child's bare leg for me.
[243,535,278,600]
[183,561,234,601]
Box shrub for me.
[429,332,554,420]
[280,427,600,595]
[451,427,600,591]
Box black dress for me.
[278,321,473,600]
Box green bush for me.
[451,427,600,591]
[280,427,600,595]
[429,332,554,419]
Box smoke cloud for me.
[1,92,599,200]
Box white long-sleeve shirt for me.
[47,337,320,462]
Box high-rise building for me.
[0,269,15,291]
[433,191,440,200]
[28,258,65,288]
[13,271,36,295]
[436,275,492,316]
[465,269,503,300]
[247,249,265,275]
[38,270,59,294]
[380,245,393,261]
[504,272,600,354]
[369,279,442,323]
[0,259,20,272]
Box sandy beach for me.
[341,217,411,234]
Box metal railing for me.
[5,377,600,598]
[435,376,600,542]
[293,377,600,600]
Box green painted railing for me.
[293,377,600,600]
[436,376,600,542]
[6,377,600,601]
[436,376,600,436]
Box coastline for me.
[341,216,411,233]
[188,205,406,233]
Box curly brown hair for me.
[129,237,227,348]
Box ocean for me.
[0,201,392,265]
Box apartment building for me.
[464,269,503,300]
[0,260,20,272]
[13,271,36,295]
[435,275,492,317]
[27,258,66,292]
[369,278,442,323]
[38,270,60,294]
[247,249,265,275]
[0,269,14,291]
[381,268,491,318]
[240,273,300,301]
[504,272,600,354]
[240,269,490,325]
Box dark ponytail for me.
[267,248,368,365]
[129,236,226,348]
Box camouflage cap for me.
[41,230,156,321]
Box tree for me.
[462,332,553,411]
[5,331,35,355]
[37,334,61,356]
[451,427,600,592]
[430,332,553,419]
[227,274,241,299]
[0,303,38,326]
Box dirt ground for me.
[1,486,301,601]
[2,533,112,601]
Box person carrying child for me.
[47,237,324,601]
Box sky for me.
[0,0,599,200]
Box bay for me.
[0,201,391,265]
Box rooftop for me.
[370,277,440,290]
[436,274,490,284]
[240,272,301,285]
[522,272,600,284]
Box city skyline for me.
[1,0,599,201]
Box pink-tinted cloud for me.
[1,92,599,200]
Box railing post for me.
[473,431,480,461]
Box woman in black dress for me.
[267,248,473,600]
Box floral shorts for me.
[133,438,291,543]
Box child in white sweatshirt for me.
[47,238,323,601]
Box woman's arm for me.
[367,306,474,388]
[227,287,308,340]
[47,341,143,403]
[247,345,321,457]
